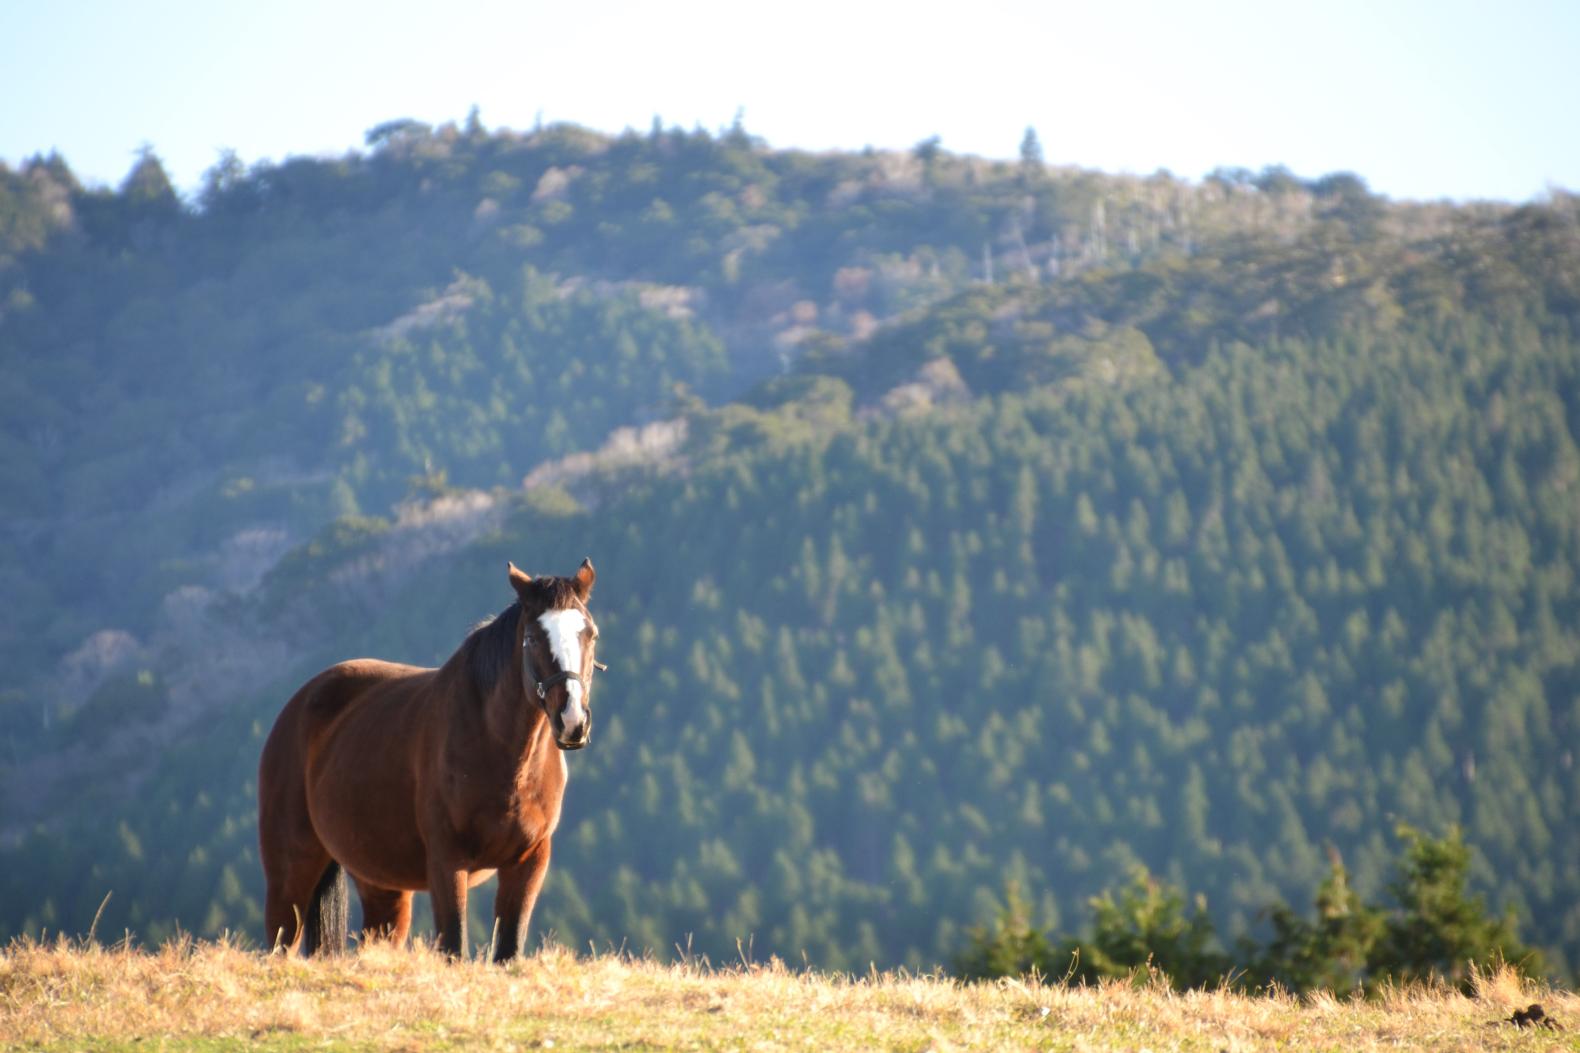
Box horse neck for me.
[487,688,553,767]
[463,605,554,759]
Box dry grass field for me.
[0,936,1575,1052]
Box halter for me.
[522,622,605,704]
[530,665,583,702]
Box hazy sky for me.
[3,0,1576,203]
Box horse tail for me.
[299,860,348,956]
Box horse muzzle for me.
[554,713,591,751]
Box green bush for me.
[960,828,1540,993]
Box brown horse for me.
[258,558,601,960]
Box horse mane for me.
[461,578,582,695]
[463,601,523,695]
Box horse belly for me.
[334,844,431,893]
[310,790,431,891]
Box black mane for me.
[464,601,522,694]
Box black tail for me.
[299,861,348,957]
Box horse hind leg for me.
[259,712,339,955]
[262,841,346,954]
[262,846,335,955]
[354,878,413,947]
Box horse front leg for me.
[492,839,552,963]
[427,860,470,959]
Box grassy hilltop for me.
[1,938,1575,1052]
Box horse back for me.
[267,656,405,738]
[304,659,428,735]
[261,659,430,792]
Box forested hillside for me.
[1,117,1577,980]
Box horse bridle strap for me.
[531,667,581,701]
[522,625,606,703]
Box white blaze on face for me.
[539,608,588,733]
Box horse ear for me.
[507,561,533,595]
[573,557,596,598]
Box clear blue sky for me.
[2,0,1576,203]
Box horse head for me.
[509,558,601,750]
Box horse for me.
[257,558,601,960]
